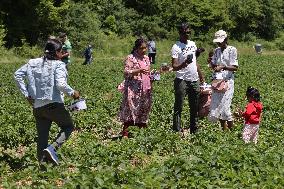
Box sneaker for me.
[43,145,59,165]
[181,128,190,137]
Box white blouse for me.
[212,46,238,80]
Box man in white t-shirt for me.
[147,38,156,64]
[171,23,205,134]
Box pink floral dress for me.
[118,54,152,124]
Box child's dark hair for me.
[246,86,261,102]
[44,39,62,60]
[131,38,146,54]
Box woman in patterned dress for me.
[118,38,152,137]
[208,30,239,130]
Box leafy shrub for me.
[11,39,42,58]
[0,24,10,58]
[59,3,102,56]
[0,24,6,48]
[103,15,118,35]
[274,32,284,50]
[260,41,278,51]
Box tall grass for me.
[1,34,283,65]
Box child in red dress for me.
[240,87,263,144]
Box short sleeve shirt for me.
[62,40,72,64]
[171,40,198,81]
[147,41,156,54]
[212,46,238,80]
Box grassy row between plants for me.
[1,33,284,64]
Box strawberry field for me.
[0,53,284,188]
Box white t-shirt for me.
[147,41,156,54]
[212,46,238,80]
[171,40,198,81]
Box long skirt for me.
[118,79,152,124]
[208,79,234,122]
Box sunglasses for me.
[217,42,224,46]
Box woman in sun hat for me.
[208,30,239,130]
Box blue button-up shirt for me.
[14,57,75,108]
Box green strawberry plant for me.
[0,53,283,188]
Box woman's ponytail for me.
[44,39,62,60]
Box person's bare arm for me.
[172,58,190,71]
[197,62,205,83]
[214,65,238,72]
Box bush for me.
[0,24,9,58]
[0,24,6,47]
[11,39,42,58]
[260,41,278,51]
[241,32,257,42]
[94,35,135,58]
[60,3,102,56]
[274,32,284,50]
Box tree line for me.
[0,0,283,50]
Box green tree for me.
[77,0,139,36]
[157,0,233,40]
[0,0,283,47]
[124,0,163,16]
[228,0,263,40]
[0,24,6,48]
[59,2,102,53]
[37,0,70,38]
[258,0,284,39]
[0,0,40,47]
[103,15,118,35]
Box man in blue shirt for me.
[83,44,93,65]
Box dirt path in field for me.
[91,50,284,62]
[1,50,283,64]
[261,51,284,55]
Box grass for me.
[0,41,283,188]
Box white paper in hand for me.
[68,98,87,112]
